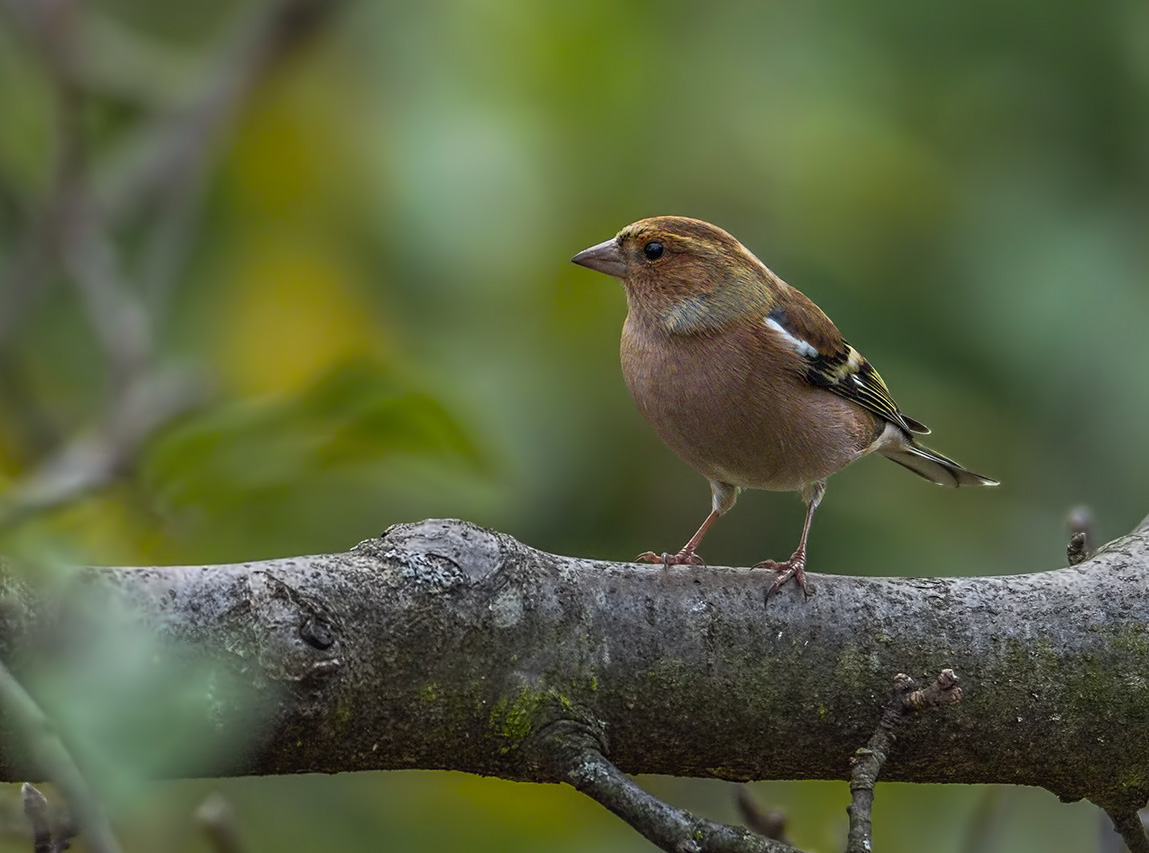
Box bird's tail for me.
[880,440,998,488]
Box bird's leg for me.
[636,481,738,567]
[636,510,718,566]
[756,480,825,599]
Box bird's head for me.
[571,216,774,332]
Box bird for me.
[571,215,997,597]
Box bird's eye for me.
[643,241,664,260]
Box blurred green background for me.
[1,0,1147,850]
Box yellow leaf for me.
[216,236,381,395]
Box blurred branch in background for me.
[0,0,346,530]
[195,792,245,853]
[735,788,790,847]
[0,364,202,528]
[0,659,120,853]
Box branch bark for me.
[1,518,1148,832]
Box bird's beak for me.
[571,238,626,278]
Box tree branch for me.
[21,784,76,853]
[846,670,962,853]
[1,518,1149,849]
[540,722,794,853]
[22,784,52,853]
[1105,809,1149,853]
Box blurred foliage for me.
[142,359,485,560]
[2,0,1148,849]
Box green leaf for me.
[142,359,486,510]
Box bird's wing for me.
[764,298,930,435]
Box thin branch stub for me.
[846,670,964,853]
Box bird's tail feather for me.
[881,441,998,488]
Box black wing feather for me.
[767,304,931,435]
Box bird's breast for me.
[620,316,881,492]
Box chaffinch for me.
[572,215,996,596]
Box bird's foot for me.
[754,552,810,600]
[635,549,705,567]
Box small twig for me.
[196,792,244,853]
[1067,506,1095,567]
[846,670,962,853]
[542,723,798,853]
[20,784,77,853]
[22,784,52,853]
[1105,810,1149,853]
[0,660,122,853]
[735,788,789,845]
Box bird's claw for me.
[755,554,810,601]
[635,550,705,567]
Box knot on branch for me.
[358,519,503,588]
[527,715,610,782]
[902,669,962,713]
[251,571,344,693]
